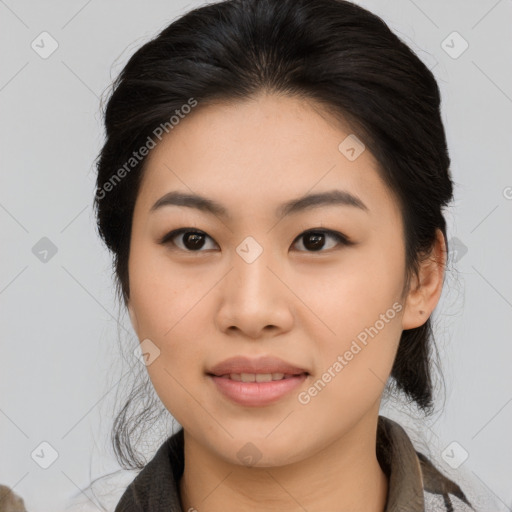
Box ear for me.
[401,229,447,330]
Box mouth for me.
[207,372,309,381]
[206,354,310,378]
[205,355,310,406]
[206,371,309,407]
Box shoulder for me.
[114,429,184,512]
[423,491,476,512]
[378,416,501,512]
[418,451,476,511]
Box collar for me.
[114,415,472,511]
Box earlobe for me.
[401,229,447,330]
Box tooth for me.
[272,373,285,380]
[241,373,256,382]
[229,373,242,381]
[255,373,273,382]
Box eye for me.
[159,227,353,253]
[159,228,218,252]
[291,229,352,252]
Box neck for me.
[179,412,389,512]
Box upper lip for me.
[207,355,310,377]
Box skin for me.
[127,92,446,511]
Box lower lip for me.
[208,374,308,407]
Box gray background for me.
[1,0,511,510]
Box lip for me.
[207,355,309,377]
[209,373,308,407]
[206,355,310,407]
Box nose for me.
[215,243,294,339]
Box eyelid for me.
[157,227,217,247]
[291,228,354,251]
[295,227,352,243]
[158,227,354,252]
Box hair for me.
[93,0,453,474]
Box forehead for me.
[136,93,398,220]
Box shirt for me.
[113,415,481,511]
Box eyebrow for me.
[150,189,369,219]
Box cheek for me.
[296,246,404,402]
[128,240,202,337]
[300,300,402,421]
[128,247,213,423]
[298,243,405,335]
[127,242,217,377]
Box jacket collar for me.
[376,415,424,510]
[114,415,469,511]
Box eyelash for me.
[158,227,354,253]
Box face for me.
[127,92,410,467]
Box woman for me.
[92,0,496,510]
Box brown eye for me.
[159,227,352,253]
[292,229,351,252]
[160,228,217,252]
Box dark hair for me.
[94,0,452,471]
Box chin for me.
[216,434,305,469]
